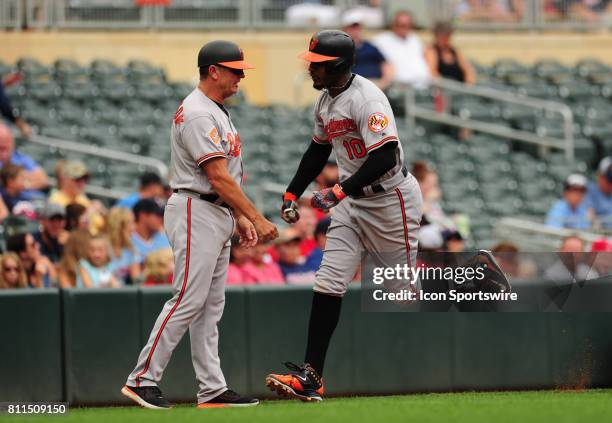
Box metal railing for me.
[495,217,610,251]
[404,77,575,162]
[6,0,612,30]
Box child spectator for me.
[276,228,319,285]
[0,164,36,213]
[6,232,57,288]
[77,234,120,288]
[58,229,91,288]
[142,248,174,286]
[0,253,28,289]
[546,174,591,229]
[107,207,141,284]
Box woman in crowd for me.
[58,229,91,288]
[65,203,89,232]
[5,232,56,288]
[77,234,120,288]
[0,253,28,289]
[106,207,141,284]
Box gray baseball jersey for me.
[170,88,243,193]
[310,74,423,297]
[127,87,238,404]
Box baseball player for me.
[121,40,278,409]
[266,30,423,401]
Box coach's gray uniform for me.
[126,88,242,403]
[313,75,423,296]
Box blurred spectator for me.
[242,242,285,285]
[0,82,31,138]
[227,237,253,285]
[457,0,525,22]
[131,198,170,264]
[342,0,385,28]
[6,232,57,288]
[554,0,612,22]
[545,235,595,281]
[546,174,591,229]
[65,203,89,232]
[48,160,105,234]
[585,156,612,229]
[314,158,339,191]
[58,229,90,288]
[417,224,444,253]
[142,248,174,286]
[0,164,36,213]
[115,172,164,210]
[294,200,318,256]
[342,14,393,91]
[308,216,331,268]
[33,203,68,264]
[0,124,48,190]
[107,207,141,284]
[442,229,465,252]
[77,234,120,288]
[490,241,537,279]
[276,227,319,284]
[285,1,339,27]
[0,253,28,289]
[372,10,431,88]
[412,161,452,228]
[425,22,476,84]
[590,238,612,277]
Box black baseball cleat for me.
[266,362,324,402]
[121,385,171,410]
[197,389,259,408]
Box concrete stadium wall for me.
[1,31,612,106]
[1,285,612,405]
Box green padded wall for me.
[0,289,62,402]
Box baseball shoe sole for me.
[265,376,322,402]
[120,386,170,410]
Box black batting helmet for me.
[298,30,355,73]
[197,40,254,70]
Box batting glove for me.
[311,184,346,211]
[281,192,300,224]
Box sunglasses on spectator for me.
[3,266,19,272]
[75,175,89,183]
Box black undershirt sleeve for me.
[340,141,398,197]
[286,140,333,198]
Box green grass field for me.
[3,390,612,423]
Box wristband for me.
[283,192,298,202]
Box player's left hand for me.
[236,215,258,247]
[311,184,346,211]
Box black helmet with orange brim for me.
[298,30,355,73]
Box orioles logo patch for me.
[368,112,389,133]
[310,37,318,51]
[208,127,221,145]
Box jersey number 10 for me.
[343,138,366,160]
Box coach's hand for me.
[253,216,279,242]
[281,192,300,224]
[311,184,346,212]
[236,215,258,248]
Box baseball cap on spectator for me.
[64,160,89,180]
[315,216,332,237]
[442,229,463,242]
[598,157,612,183]
[133,198,164,217]
[140,172,163,188]
[275,227,302,244]
[40,203,65,219]
[591,239,612,252]
[341,9,365,27]
[563,174,588,191]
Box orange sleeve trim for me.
[366,136,398,152]
[196,152,226,166]
[312,135,330,144]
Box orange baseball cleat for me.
[265,362,324,402]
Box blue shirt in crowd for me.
[585,181,612,229]
[131,231,170,263]
[279,253,321,285]
[111,247,141,283]
[0,150,39,172]
[353,41,386,80]
[545,200,591,229]
[115,192,142,210]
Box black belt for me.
[173,189,231,209]
[353,166,408,199]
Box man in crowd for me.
[546,174,591,229]
[0,124,48,190]
[131,198,170,264]
[116,172,165,210]
[33,203,68,264]
[276,227,319,284]
[372,10,430,88]
[585,156,612,229]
